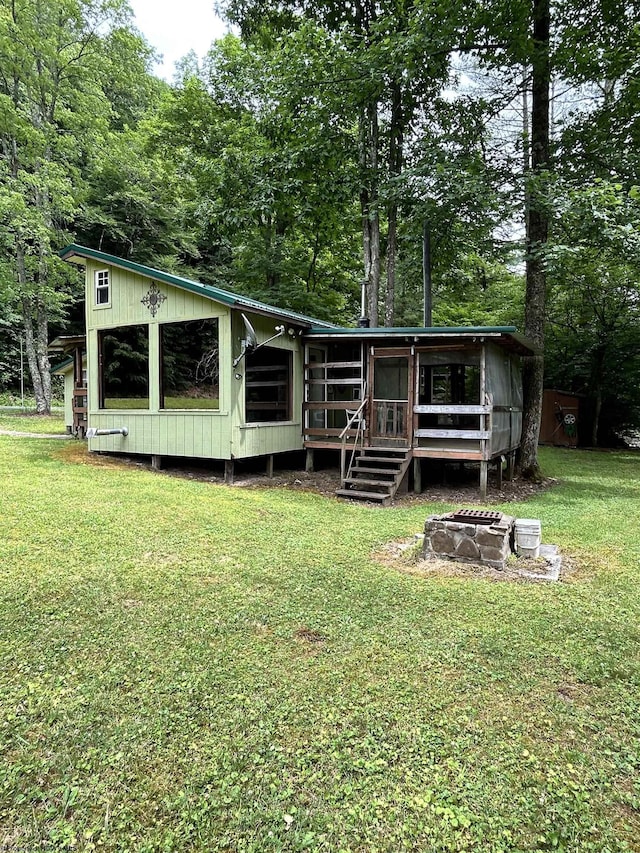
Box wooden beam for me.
[224,460,234,484]
[307,378,362,386]
[305,448,314,472]
[412,448,484,460]
[372,347,412,356]
[415,344,481,353]
[414,429,490,440]
[480,460,488,499]
[266,455,274,478]
[506,451,515,481]
[152,455,163,471]
[304,428,359,437]
[413,404,491,415]
[413,457,422,493]
[304,361,361,369]
[303,401,361,411]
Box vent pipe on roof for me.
[358,279,369,328]
[423,220,432,327]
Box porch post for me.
[305,448,314,473]
[479,461,488,499]
[413,457,422,494]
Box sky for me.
[127,0,229,80]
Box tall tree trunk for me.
[359,100,380,326]
[519,0,550,479]
[590,343,606,446]
[385,80,403,326]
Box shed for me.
[540,389,581,447]
[57,244,536,500]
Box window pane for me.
[160,319,219,409]
[99,325,149,409]
[95,270,110,305]
[373,357,408,401]
[246,346,291,422]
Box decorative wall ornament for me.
[141,282,167,317]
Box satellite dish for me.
[233,313,259,368]
[241,313,257,350]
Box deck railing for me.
[413,402,493,461]
[339,392,368,486]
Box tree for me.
[545,180,640,445]
[0,0,144,412]
[217,0,461,326]
[518,0,551,476]
[150,34,362,322]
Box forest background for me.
[0,0,638,465]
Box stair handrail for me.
[340,387,367,486]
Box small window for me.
[95,269,110,306]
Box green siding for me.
[84,260,305,461]
[64,370,73,427]
[230,312,304,458]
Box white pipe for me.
[86,427,128,438]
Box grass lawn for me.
[1,440,640,852]
[0,411,66,435]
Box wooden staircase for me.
[336,447,412,506]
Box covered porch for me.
[302,327,535,502]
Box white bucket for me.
[515,518,541,558]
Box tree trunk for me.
[589,343,606,446]
[359,100,380,326]
[519,0,550,479]
[385,80,403,326]
[21,298,51,416]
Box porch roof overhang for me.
[304,326,538,356]
[59,244,337,330]
[48,335,86,353]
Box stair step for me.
[366,446,409,453]
[335,489,390,503]
[355,455,405,464]
[344,478,393,490]
[350,466,399,476]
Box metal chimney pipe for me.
[359,278,369,327]
[423,221,432,327]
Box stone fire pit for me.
[423,509,515,570]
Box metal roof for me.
[306,325,537,355]
[50,355,74,374]
[59,244,337,329]
[49,335,86,353]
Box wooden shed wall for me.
[540,389,580,447]
[230,311,304,458]
[84,260,304,461]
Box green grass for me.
[104,398,219,410]
[103,398,150,409]
[0,411,66,434]
[1,441,640,851]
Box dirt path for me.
[0,430,72,439]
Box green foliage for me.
[2,437,640,849]
[150,34,362,323]
[545,180,640,442]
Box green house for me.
[57,244,536,501]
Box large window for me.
[245,346,292,422]
[160,319,219,409]
[99,325,149,409]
